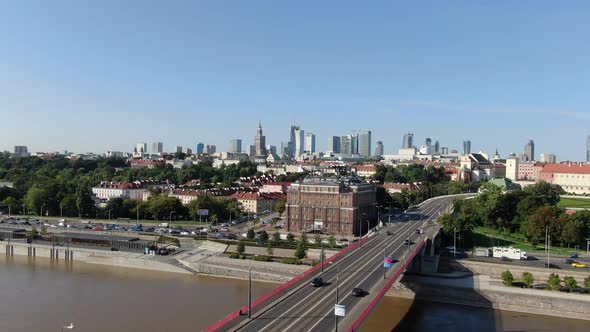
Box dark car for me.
[310,277,323,287]
[226,233,237,240]
[351,287,364,297]
[110,247,119,251]
[544,263,560,269]
[570,253,579,259]
[403,239,410,245]
[565,259,575,264]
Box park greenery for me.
[438,181,590,250]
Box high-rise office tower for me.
[524,140,535,161]
[289,126,301,159]
[254,122,267,157]
[175,146,183,154]
[13,146,29,156]
[351,133,359,155]
[402,133,413,149]
[358,130,372,157]
[586,135,590,162]
[152,142,163,154]
[425,138,432,147]
[463,140,471,155]
[540,153,556,163]
[135,142,147,154]
[205,145,216,155]
[196,143,204,154]
[294,128,305,159]
[374,141,384,157]
[305,133,316,154]
[186,148,193,155]
[434,141,440,154]
[229,139,242,154]
[340,135,352,155]
[441,147,449,155]
[267,145,277,155]
[281,142,290,156]
[249,145,255,157]
[328,136,341,154]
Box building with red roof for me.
[538,163,590,194]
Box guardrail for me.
[202,233,370,332]
[348,238,427,332]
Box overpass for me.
[204,195,465,332]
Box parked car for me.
[220,227,229,232]
[544,263,560,269]
[386,231,392,236]
[310,277,324,287]
[572,262,587,268]
[226,233,237,240]
[351,287,364,297]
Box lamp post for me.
[453,228,457,258]
[330,261,340,332]
[60,202,63,218]
[108,209,112,222]
[40,203,46,218]
[170,211,176,228]
[248,256,253,319]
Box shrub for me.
[501,270,514,286]
[294,241,306,260]
[584,276,590,288]
[328,236,336,248]
[564,276,577,291]
[286,233,295,245]
[247,229,255,239]
[236,240,246,255]
[522,272,534,288]
[281,257,301,265]
[229,253,240,259]
[252,255,272,262]
[548,273,561,291]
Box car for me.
[386,231,392,236]
[220,227,229,232]
[571,262,587,268]
[403,239,410,245]
[310,277,323,287]
[565,259,575,264]
[226,233,237,240]
[570,253,579,259]
[92,226,103,231]
[217,233,226,239]
[180,231,189,235]
[544,263,560,269]
[351,287,364,297]
[110,247,119,251]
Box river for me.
[1,256,587,332]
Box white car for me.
[180,231,189,235]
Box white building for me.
[506,158,519,181]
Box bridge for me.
[204,195,464,332]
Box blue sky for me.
[1,1,589,160]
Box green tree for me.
[547,273,562,291]
[274,200,286,215]
[314,234,322,247]
[286,233,295,246]
[247,228,255,239]
[563,276,577,291]
[40,225,47,235]
[273,232,281,245]
[260,230,269,244]
[266,241,274,256]
[300,233,308,247]
[561,214,584,247]
[294,241,306,260]
[25,187,48,216]
[584,276,590,288]
[328,235,336,248]
[27,226,38,241]
[522,272,534,288]
[501,270,514,286]
[236,239,246,255]
[523,206,561,244]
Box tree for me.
[563,276,577,291]
[561,214,584,247]
[266,241,274,256]
[247,229,255,239]
[300,233,308,247]
[260,230,269,244]
[523,206,561,244]
[328,235,336,248]
[294,241,306,260]
[584,276,590,288]
[314,234,322,247]
[273,232,281,245]
[27,226,38,241]
[501,270,514,286]
[25,187,48,215]
[547,273,561,291]
[286,233,295,246]
[522,272,534,288]
[40,225,47,235]
[274,200,286,215]
[236,239,246,255]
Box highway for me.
[228,195,457,332]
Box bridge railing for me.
[348,238,427,332]
[202,234,370,332]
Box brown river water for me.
[0,255,587,332]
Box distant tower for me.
[524,140,535,161]
[586,135,590,162]
[374,141,384,157]
[152,142,163,154]
[229,139,242,154]
[463,140,471,155]
[196,143,204,154]
[434,141,440,154]
[305,132,316,154]
[358,130,372,157]
[425,138,432,147]
[254,122,267,157]
[328,136,341,154]
[402,133,413,149]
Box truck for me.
[475,248,491,257]
[492,247,527,260]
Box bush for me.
[294,241,306,260]
[236,239,246,255]
[286,233,295,245]
[522,272,534,288]
[548,273,561,291]
[564,276,577,291]
[229,253,240,259]
[585,276,590,288]
[281,257,301,265]
[252,255,272,262]
[501,270,514,286]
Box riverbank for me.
[387,259,590,320]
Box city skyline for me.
[1,2,590,160]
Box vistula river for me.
[0,255,588,332]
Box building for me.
[506,158,519,181]
[383,182,422,194]
[205,145,216,155]
[92,181,157,201]
[524,140,535,161]
[540,153,557,164]
[289,125,301,159]
[441,147,449,155]
[13,146,29,157]
[266,145,277,155]
[229,139,242,154]
[328,136,341,155]
[254,122,267,157]
[294,127,305,159]
[186,148,193,155]
[259,182,291,194]
[196,142,205,154]
[135,142,147,155]
[463,140,471,155]
[152,142,163,154]
[354,165,377,178]
[130,160,165,169]
[167,189,200,205]
[434,141,440,154]
[249,145,256,157]
[285,178,377,236]
[374,141,384,157]
[402,133,413,149]
[341,135,353,155]
[586,135,590,162]
[230,192,284,214]
[175,146,183,154]
[358,130,372,157]
[459,153,495,182]
[539,163,590,194]
[305,132,316,154]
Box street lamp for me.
[329,261,340,332]
[170,211,177,228]
[108,209,113,221]
[40,203,46,218]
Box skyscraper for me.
[463,140,471,155]
[135,142,147,154]
[524,140,535,161]
[152,142,163,154]
[434,141,440,154]
[175,146,183,154]
[540,153,556,163]
[586,135,590,162]
[294,128,305,159]
[205,145,216,155]
[229,139,242,154]
[254,122,267,157]
[249,145,255,157]
[358,130,372,157]
[289,125,301,159]
[425,138,432,147]
[340,135,352,155]
[13,146,28,156]
[328,136,341,154]
[374,141,384,157]
[402,133,413,149]
[305,133,316,154]
[196,142,204,154]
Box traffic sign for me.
[335,304,346,317]
[383,262,392,268]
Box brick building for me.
[285,178,377,236]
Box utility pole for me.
[453,228,457,258]
[248,257,252,319]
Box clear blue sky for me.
[1,1,589,160]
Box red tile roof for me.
[540,163,590,175]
